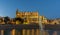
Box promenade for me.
[0,23,59,35]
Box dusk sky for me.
[0,0,59,19]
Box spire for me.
[16,9,19,14]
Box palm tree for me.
[15,17,24,24]
[4,16,10,24]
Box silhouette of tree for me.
[4,16,10,24]
[15,17,24,24]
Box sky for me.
[0,0,59,19]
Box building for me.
[16,9,48,24]
[0,17,5,24]
[16,10,39,24]
[39,16,48,24]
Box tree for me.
[15,17,24,24]
[4,16,10,24]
